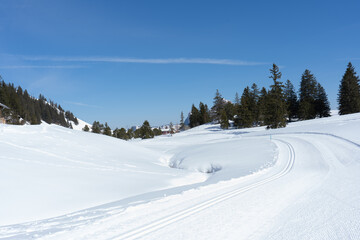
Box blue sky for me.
[0,0,359,128]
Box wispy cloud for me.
[64,101,102,108]
[22,56,268,66]
[0,65,85,69]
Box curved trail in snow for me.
[2,132,360,240]
[112,139,295,240]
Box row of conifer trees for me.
[82,120,164,140]
[189,62,360,129]
[0,79,78,127]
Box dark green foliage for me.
[82,125,90,132]
[211,89,225,122]
[257,87,268,125]
[180,111,185,130]
[65,111,79,125]
[91,121,103,134]
[103,122,112,136]
[224,101,235,121]
[284,80,299,121]
[220,109,229,129]
[298,69,317,119]
[315,83,331,118]
[189,104,201,128]
[169,122,174,134]
[264,64,287,129]
[236,87,254,128]
[298,69,330,119]
[199,102,211,124]
[338,62,360,115]
[138,120,154,139]
[113,128,129,140]
[250,83,260,125]
[0,79,77,127]
[153,128,162,136]
[127,128,134,139]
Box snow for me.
[69,118,91,131]
[1,112,360,239]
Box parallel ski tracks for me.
[114,139,295,240]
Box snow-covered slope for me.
[69,118,91,131]
[0,124,206,225]
[1,112,360,239]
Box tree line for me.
[82,120,165,140]
[0,79,78,128]
[188,62,360,130]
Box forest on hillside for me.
[0,78,78,128]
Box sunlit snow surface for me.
[1,111,360,239]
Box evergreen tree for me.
[199,102,210,124]
[264,64,287,128]
[258,87,268,125]
[224,101,234,121]
[338,62,360,115]
[113,128,129,139]
[189,104,200,128]
[82,125,90,132]
[180,111,185,130]
[91,121,102,134]
[238,86,254,128]
[153,127,162,136]
[220,109,229,129]
[169,122,174,134]
[103,122,112,136]
[315,83,331,118]
[250,83,260,125]
[211,89,225,122]
[139,120,154,139]
[298,69,317,119]
[127,128,134,139]
[284,79,299,122]
[0,78,78,127]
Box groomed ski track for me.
[1,131,360,239]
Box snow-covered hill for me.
[1,112,360,239]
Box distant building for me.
[0,103,9,124]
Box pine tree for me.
[258,87,268,125]
[91,121,103,134]
[153,127,162,136]
[189,104,200,128]
[211,89,225,122]
[220,109,229,129]
[139,120,154,139]
[238,86,254,128]
[284,79,299,122]
[82,125,90,132]
[338,62,360,115]
[199,102,210,124]
[113,127,129,139]
[250,83,260,125]
[180,111,184,130]
[264,64,287,128]
[224,101,235,121]
[169,122,174,134]
[103,122,112,136]
[315,83,331,118]
[127,128,134,139]
[298,69,317,119]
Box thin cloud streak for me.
[0,65,85,69]
[64,101,102,108]
[23,56,268,66]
